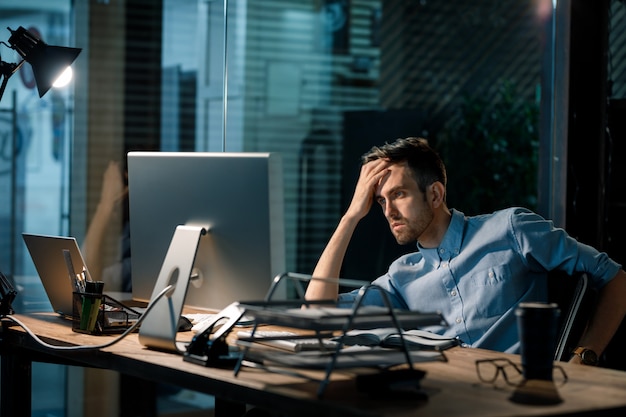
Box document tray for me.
[238,302,446,331]
[233,273,450,399]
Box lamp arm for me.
[0,59,24,102]
[0,73,8,101]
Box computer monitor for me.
[127,151,286,311]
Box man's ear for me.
[429,182,446,208]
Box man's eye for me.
[395,191,404,198]
[376,198,385,206]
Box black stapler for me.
[183,302,246,368]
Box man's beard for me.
[390,210,434,246]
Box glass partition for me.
[1,0,577,415]
[0,3,75,416]
[213,0,551,278]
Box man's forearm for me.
[306,159,391,301]
[572,269,626,361]
[305,215,361,301]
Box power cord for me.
[0,284,174,351]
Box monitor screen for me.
[127,151,285,311]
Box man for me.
[305,137,626,364]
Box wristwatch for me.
[573,347,599,366]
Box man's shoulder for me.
[462,207,548,237]
[465,207,538,223]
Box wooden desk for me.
[2,312,626,417]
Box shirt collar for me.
[417,209,465,264]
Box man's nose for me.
[385,201,397,218]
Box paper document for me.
[255,346,445,369]
[338,328,460,350]
[237,330,339,352]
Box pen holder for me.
[72,290,104,334]
[72,292,142,335]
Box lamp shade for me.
[8,26,81,98]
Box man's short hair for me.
[362,137,447,194]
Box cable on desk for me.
[0,284,173,351]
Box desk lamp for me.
[0,26,81,101]
[0,26,81,314]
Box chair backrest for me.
[548,271,597,361]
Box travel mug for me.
[515,302,561,380]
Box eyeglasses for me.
[475,358,568,387]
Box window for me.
[2,0,574,414]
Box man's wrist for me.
[572,347,599,366]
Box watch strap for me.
[573,347,599,365]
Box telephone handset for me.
[183,302,245,368]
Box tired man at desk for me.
[305,137,626,365]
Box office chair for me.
[549,271,597,362]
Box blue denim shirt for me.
[338,208,621,353]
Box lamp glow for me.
[52,66,73,88]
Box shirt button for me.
[441,261,449,268]
[450,290,457,297]
[488,271,494,278]
[455,317,462,324]
[439,248,446,254]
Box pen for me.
[63,249,83,293]
[82,265,94,283]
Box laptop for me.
[22,233,88,317]
[22,233,142,328]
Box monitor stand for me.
[138,224,207,352]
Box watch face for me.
[581,349,598,365]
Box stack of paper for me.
[338,328,460,350]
